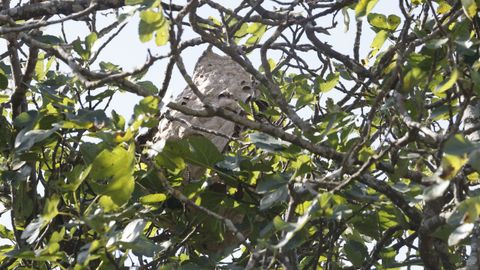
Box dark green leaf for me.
[444,134,474,156]
[259,186,288,211]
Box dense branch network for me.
[0,0,480,269]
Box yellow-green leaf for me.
[90,144,136,205]
[34,53,45,81]
[355,0,379,18]
[437,1,452,14]
[246,23,267,45]
[155,20,170,46]
[462,0,477,20]
[318,72,340,93]
[140,193,167,204]
[441,154,468,180]
[369,30,388,58]
[140,10,161,24]
[367,13,400,31]
[43,194,60,221]
[402,67,426,92]
[85,32,97,51]
[434,69,459,97]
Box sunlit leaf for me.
[440,154,468,180]
[448,223,474,246]
[140,193,167,204]
[461,0,477,20]
[121,219,146,243]
[318,72,340,93]
[155,20,170,46]
[90,144,135,205]
[434,69,459,97]
[369,30,388,58]
[437,1,452,14]
[355,0,379,18]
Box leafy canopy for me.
[2,0,480,269]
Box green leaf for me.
[121,219,146,243]
[461,0,477,20]
[344,240,368,267]
[318,72,340,93]
[85,32,97,51]
[90,144,135,205]
[256,174,288,194]
[14,126,59,152]
[13,110,38,129]
[259,186,288,211]
[128,237,169,257]
[64,165,92,192]
[273,216,296,231]
[355,0,379,18]
[0,224,14,240]
[434,69,459,97]
[369,30,388,58]
[34,53,45,81]
[425,38,449,49]
[139,20,155,43]
[234,22,249,41]
[185,136,224,167]
[441,154,468,180]
[21,218,47,244]
[402,67,426,92]
[140,9,162,24]
[63,109,110,129]
[0,72,7,90]
[246,23,267,46]
[72,38,89,60]
[125,0,145,5]
[367,13,401,31]
[155,20,170,46]
[35,35,63,45]
[448,197,480,226]
[99,61,121,72]
[112,110,126,130]
[249,132,288,152]
[438,1,452,14]
[448,223,474,246]
[43,194,60,220]
[139,193,167,204]
[386,15,401,30]
[138,8,170,46]
[444,134,474,156]
[134,96,159,117]
[367,13,388,29]
[137,81,159,96]
[80,142,104,164]
[0,94,8,103]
